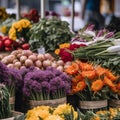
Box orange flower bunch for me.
[65,60,119,100]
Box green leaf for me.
[84,111,96,120]
[113,61,120,65]
[14,114,26,120]
[29,17,73,52]
[77,108,85,120]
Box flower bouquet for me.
[0,83,23,119]
[107,78,120,108]
[9,19,31,43]
[65,60,119,112]
[78,108,120,120]
[17,103,78,120]
[0,61,22,110]
[15,66,37,113]
[21,66,71,108]
[54,43,86,62]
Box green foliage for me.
[29,18,73,52]
[14,114,26,120]
[0,84,11,119]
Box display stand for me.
[71,0,75,32]
[41,0,45,18]
[16,0,20,20]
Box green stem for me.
[95,50,108,56]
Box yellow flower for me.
[118,108,120,112]
[19,19,31,28]
[96,110,108,115]
[109,108,118,118]
[90,116,100,120]
[44,115,64,120]
[26,106,52,120]
[53,104,78,120]
[74,111,78,120]
[36,105,52,111]
[0,26,7,34]
[10,36,16,41]
[9,27,17,40]
[9,27,16,34]
[13,22,22,32]
[59,43,70,49]
[55,49,60,55]
[8,19,31,41]
[53,104,71,115]
[9,33,16,40]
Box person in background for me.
[80,0,105,30]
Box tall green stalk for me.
[0,84,11,119]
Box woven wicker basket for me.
[108,99,120,108]
[79,100,108,113]
[1,111,23,120]
[9,97,15,110]
[29,97,66,109]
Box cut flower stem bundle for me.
[72,39,120,74]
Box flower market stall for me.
[0,1,120,120]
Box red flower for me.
[59,44,87,62]
[23,9,40,23]
[29,9,38,16]
[59,48,73,62]
[69,44,87,50]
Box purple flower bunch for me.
[17,66,37,89]
[0,62,21,86]
[71,24,114,44]
[23,66,72,100]
[0,62,22,96]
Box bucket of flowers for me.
[107,78,120,108]
[78,107,120,120]
[0,83,23,120]
[65,60,119,113]
[0,61,22,110]
[20,66,71,109]
[8,19,31,44]
[54,42,87,62]
[15,103,79,120]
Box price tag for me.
[37,46,45,54]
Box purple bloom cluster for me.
[23,66,71,99]
[0,62,21,87]
[17,66,37,89]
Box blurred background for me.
[0,0,120,31]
